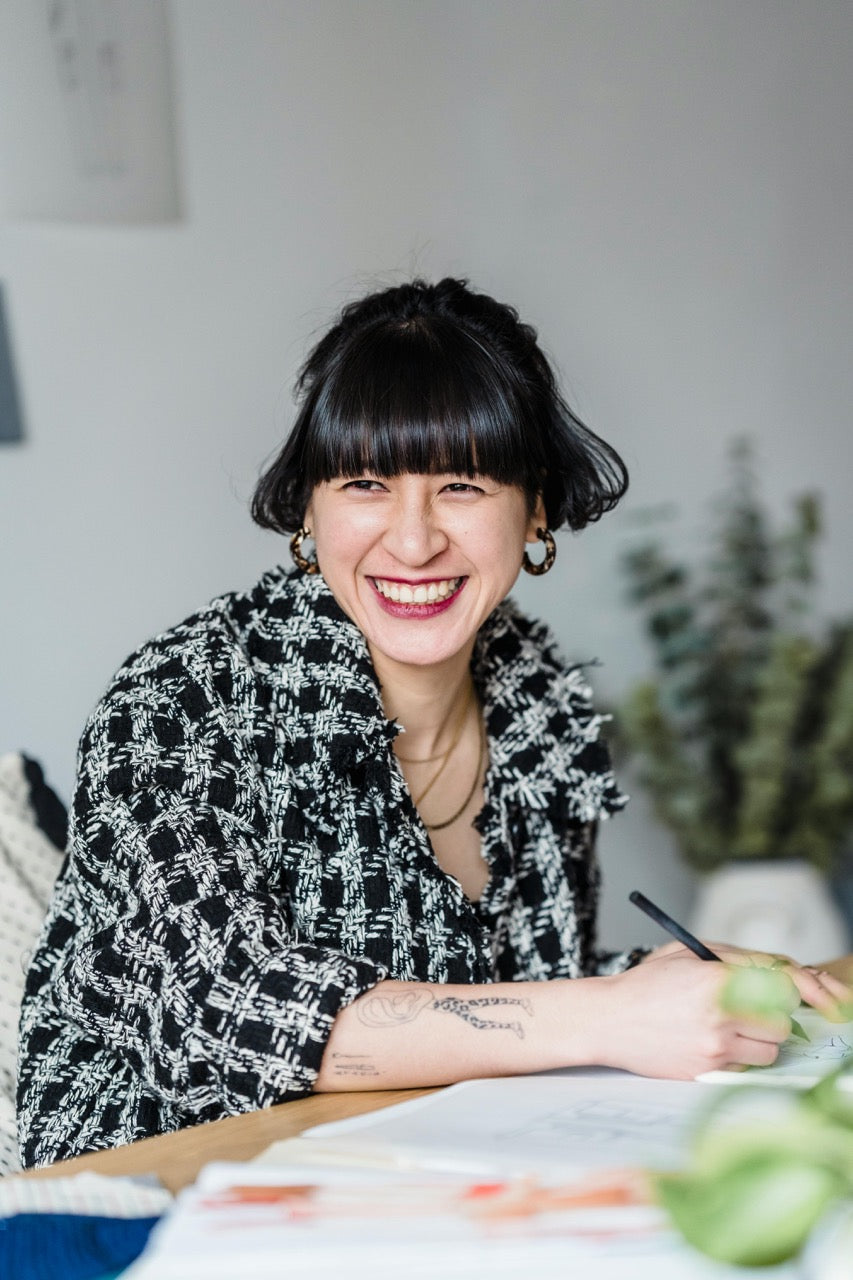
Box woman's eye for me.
[443,482,483,494]
[342,478,385,492]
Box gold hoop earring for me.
[522,527,556,576]
[290,527,319,574]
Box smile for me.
[371,576,464,604]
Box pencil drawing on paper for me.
[778,1031,853,1065]
[499,1100,684,1155]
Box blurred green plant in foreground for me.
[619,438,853,873]
[657,965,853,1267]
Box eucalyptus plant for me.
[619,438,853,872]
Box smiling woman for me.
[304,472,539,673]
[17,278,853,1168]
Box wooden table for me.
[17,1089,434,1195]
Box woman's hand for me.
[642,940,853,1020]
[707,944,853,1020]
[595,950,793,1080]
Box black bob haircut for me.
[251,277,628,533]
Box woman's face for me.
[305,473,546,675]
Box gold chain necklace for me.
[410,686,473,809]
[395,744,452,765]
[424,713,487,832]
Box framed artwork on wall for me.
[0,0,180,223]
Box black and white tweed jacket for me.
[18,567,636,1167]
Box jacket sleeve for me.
[40,638,386,1121]
[592,945,650,975]
[575,824,650,976]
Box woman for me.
[18,277,850,1166]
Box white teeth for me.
[373,577,461,602]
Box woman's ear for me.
[525,493,547,542]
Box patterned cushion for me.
[0,754,66,1175]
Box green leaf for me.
[657,1157,846,1266]
[691,1113,853,1181]
[805,1064,853,1129]
[719,964,800,1019]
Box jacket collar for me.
[235,566,622,819]
[472,600,623,816]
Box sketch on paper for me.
[498,1098,687,1160]
[305,1075,704,1174]
[772,1029,853,1067]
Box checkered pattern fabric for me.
[18,568,637,1168]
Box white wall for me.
[1,0,851,948]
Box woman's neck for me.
[370,645,477,758]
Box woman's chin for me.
[364,624,474,673]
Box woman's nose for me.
[382,499,448,565]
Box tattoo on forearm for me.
[356,990,434,1027]
[356,989,533,1039]
[432,995,533,1040]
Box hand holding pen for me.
[627,889,850,1015]
[622,890,840,1039]
[628,891,720,961]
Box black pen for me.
[629,889,811,1041]
[629,890,720,961]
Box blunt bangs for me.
[303,320,541,493]
[252,277,628,534]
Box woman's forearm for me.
[315,946,853,1092]
[314,978,602,1091]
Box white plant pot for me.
[689,859,850,962]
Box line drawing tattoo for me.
[431,995,533,1039]
[356,988,533,1039]
[356,990,434,1027]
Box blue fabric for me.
[0,1212,160,1280]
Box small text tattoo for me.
[330,1053,381,1078]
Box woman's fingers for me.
[730,1031,784,1068]
[777,963,851,1016]
[731,1010,791,1043]
[702,944,853,1017]
[797,966,853,1017]
[710,1013,790,1070]
[819,954,853,987]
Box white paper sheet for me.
[302,1073,708,1175]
